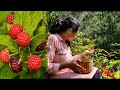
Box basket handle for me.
[74,61,86,71]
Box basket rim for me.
[80,58,93,62]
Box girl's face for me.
[65,28,79,42]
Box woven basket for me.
[76,58,93,74]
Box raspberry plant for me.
[0,11,48,79]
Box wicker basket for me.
[76,58,93,74]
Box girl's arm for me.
[72,47,94,61]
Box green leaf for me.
[33,18,47,35]
[0,11,12,23]
[6,23,12,32]
[0,64,19,79]
[114,71,120,79]
[30,67,47,79]
[107,60,120,69]
[19,67,31,79]
[30,32,47,53]
[0,35,19,53]
[41,52,47,68]
[0,45,5,51]
[17,54,28,79]
[0,22,8,35]
[12,11,44,37]
[0,62,4,69]
[42,58,47,69]
[18,53,31,79]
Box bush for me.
[71,32,120,79]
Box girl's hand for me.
[82,47,94,56]
[69,60,86,73]
[89,47,94,53]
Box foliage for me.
[70,32,120,79]
[93,49,120,79]
[80,11,120,51]
[0,11,48,79]
[71,32,95,55]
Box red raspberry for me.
[0,49,10,64]
[16,32,30,47]
[100,61,103,64]
[28,55,42,71]
[9,24,24,39]
[6,12,14,24]
[36,41,47,52]
[9,58,22,73]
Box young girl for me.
[47,17,101,79]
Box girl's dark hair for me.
[49,17,80,34]
[49,17,80,46]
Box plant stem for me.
[23,67,27,72]
[24,61,27,63]
[10,52,19,56]
[31,37,34,41]
[19,47,21,52]
[28,46,32,55]
[19,52,23,63]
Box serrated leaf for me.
[0,62,4,69]
[0,45,5,51]
[6,23,12,32]
[0,35,19,53]
[36,24,47,35]
[42,58,47,69]
[41,52,47,68]
[19,67,31,79]
[13,11,44,37]
[30,67,47,79]
[30,32,47,53]
[0,64,19,79]
[0,11,12,23]
[18,53,31,79]
[0,22,8,35]
[34,20,47,35]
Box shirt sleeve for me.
[72,54,82,61]
[69,48,82,61]
[47,35,60,75]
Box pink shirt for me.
[47,33,81,75]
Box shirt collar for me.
[54,33,69,46]
[54,33,64,41]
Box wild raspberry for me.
[16,32,30,47]
[6,12,14,24]
[36,41,46,52]
[9,58,22,73]
[9,24,24,39]
[0,49,10,64]
[28,55,42,71]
